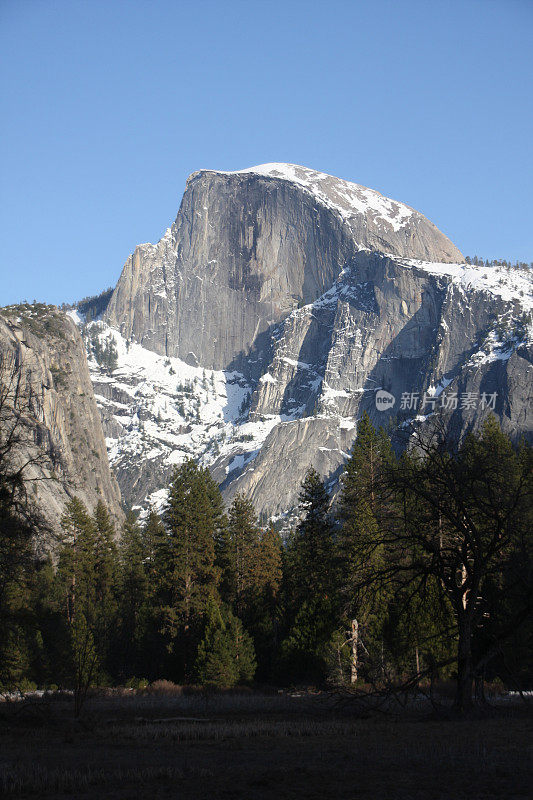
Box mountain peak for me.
[198,163,419,235]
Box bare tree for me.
[0,348,51,614]
[353,416,532,710]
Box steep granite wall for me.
[104,165,463,371]
[87,164,531,519]
[0,306,123,546]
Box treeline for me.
[76,288,114,322]
[0,415,531,709]
[85,330,119,373]
[465,255,532,270]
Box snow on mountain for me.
[66,308,85,326]
[83,255,532,515]
[210,162,414,232]
[397,258,533,313]
[84,323,300,513]
[76,158,533,520]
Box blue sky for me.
[1,0,532,305]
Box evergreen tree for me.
[279,469,337,684]
[195,597,256,687]
[142,507,167,579]
[119,511,146,601]
[155,460,225,679]
[134,508,169,680]
[116,510,149,680]
[336,413,394,677]
[57,497,99,627]
[56,497,119,683]
[93,500,118,624]
[27,558,69,689]
[242,522,283,683]
[288,468,335,600]
[226,494,261,616]
[278,595,337,684]
[254,524,283,597]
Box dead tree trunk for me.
[350,619,358,684]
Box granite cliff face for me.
[82,164,532,519]
[0,306,123,545]
[104,164,463,371]
[221,254,532,515]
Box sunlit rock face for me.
[90,165,531,519]
[104,164,463,372]
[0,308,123,546]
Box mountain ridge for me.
[103,164,464,372]
[0,305,123,541]
[70,164,532,518]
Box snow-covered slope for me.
[85,324,303,513]
[82,256,532,518]
[397,259,533,312]
[83,163,532,519]
[213,163,415,232]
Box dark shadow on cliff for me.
[356,275,530,447]
[276,260,382,418]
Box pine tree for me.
[289,468,335,600]
[116,510,148,680]
[254,524,283,597]
[27,558,69,689]
[195,597,256,687]
[156,460,225,679]
[279,469,337,684]
[278,595,337,685]
[142,507,167,578]
[336,413,395,679]
[58,497,98,627]
[119,511,147,605]
[132,508,169,680]
[234,521,283,684]
[227,494,261,616]
[93,501,118,621]
[56,498,119,683]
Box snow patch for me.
[259,372,277,384]
[398,259,533,313]
[206,163,414,232]
[67,308,84,325]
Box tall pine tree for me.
[337,413,394,680]
[226,494,261,616]
[279,468,337,684]
[156,459,226,679]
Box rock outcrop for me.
[81,163,532,519]
[218,255,532,515]
[104,164,463,371]
[0,305,123,546]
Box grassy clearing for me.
[1,690,531,799]
[105,717,362,742]
[0,765,214,797]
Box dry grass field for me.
[0,688,531,799]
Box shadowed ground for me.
[1,690,531,799]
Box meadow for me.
[1,687,531,799]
